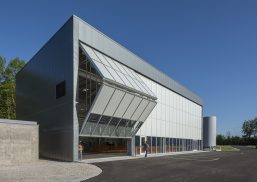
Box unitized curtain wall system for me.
[78,43,157,138]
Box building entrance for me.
[79,137,129,159]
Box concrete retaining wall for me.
[0,119,38,165]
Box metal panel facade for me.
[131,99,149,121]
[139,102,157,122]
[17,15,204,161]
[103,89,125,116]
[75,16,202,105]
[90,85,115,114]
[123,96,142,119]
[16,17,75,161]
[114,93,134,118]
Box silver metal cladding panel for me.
[16,17,74,161]
[90,84,115,115]
[123,96,142,119]
[131,99,149,121]
[103,89,125,116]
[74,15,202,105]
[114,93,134,118]
[139,102,157,122]
[203,116,217,147]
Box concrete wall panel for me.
[0,120,38,165]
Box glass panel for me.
[80,137,127,154]
[175,138,178,152]
[93,50,112,66]
[77,76,101,129]
[79,48,99,75]
[102,117,120,136]
[180,139,183,151]
[82,45,101,62]
[116,71,133,88]
[152,137,156,154]
[112,61,127,75]
[113,119,128,137]
[77,47,102,131]
[91,60,114,80]
[104,66,124,85]
[135,136,140,155]
[133,78,149,93]
[157,137,161,153]
[92,116,111,136]
[83,114,100,135]
[104,56,121,71]
[166,138,170,153]
[131,121,143,135]
[125,75,142,91]
[125,120,137,137]
[147,136,152,154]
[120,64,134,77]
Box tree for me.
[216,134,226,145]
[242,118,257,138]
[0,56,25,119]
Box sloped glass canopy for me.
[78,43,157,138]
[80,43,156,99]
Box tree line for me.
[217,118,257,145]
[0,56,25,119]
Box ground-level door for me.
[140,136,147,155]
[79,137,130,159]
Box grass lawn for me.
[217,145,240,151]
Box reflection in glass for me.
[166,138,170,152]
[152,137,156,154]
[92,116,111,136]
[113,119,128,137]
[135,136,140,155]
[102,117,120,136]
[125,120,137,137]
[83,114,100,135]
[77,48,102,130]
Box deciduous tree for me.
[0,56,25,119]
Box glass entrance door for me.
[140,136,146,155]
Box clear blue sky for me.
[1,0,257,136]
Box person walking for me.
[78,142,84,161]
[143,141,150,158]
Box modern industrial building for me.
[16,15,203,161]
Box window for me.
[56,81,66,99]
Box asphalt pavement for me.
[85,146,257,182]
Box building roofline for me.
[74,15,203,105]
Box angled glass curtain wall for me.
[82,113,143,138]
[80,43,156,99]
[76,48,102,130]
[78,44,156,138]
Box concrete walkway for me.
[0,160,102,182]
[80,150,205,163]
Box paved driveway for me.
[86,146,257,182]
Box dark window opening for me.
[56,81,66,99]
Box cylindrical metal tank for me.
[203,116,217,148]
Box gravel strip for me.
[0,160,102,182]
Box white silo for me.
[203,116,217,150]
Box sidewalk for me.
[79,150,206,164]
